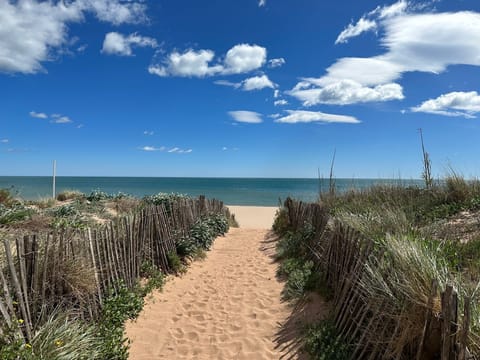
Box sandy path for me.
[125,227,293,359]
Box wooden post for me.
[458,297,470,360]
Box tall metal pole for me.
[53,160,56,199]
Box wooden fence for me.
[283,198,477,360]
[0,196,227,342]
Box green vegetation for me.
[273,174,480,358]
[303,320,351,360]
[0,190,230,359]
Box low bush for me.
[303,321,351,360]
[0,203,34,225]
[283,260,316,299]
[167,251,186,274]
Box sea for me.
[0,177,423,206]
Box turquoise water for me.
[0,177,423,206]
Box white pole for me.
[53,160,56,200]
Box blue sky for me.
[1,0,480,178]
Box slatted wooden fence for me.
[0,196,227,342]
[283,198,477,360]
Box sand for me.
[227,205,278,229]
[125,206,328,359]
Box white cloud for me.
[258,0,266,7]
[223,44,267,74]
[77,0,147,25]
[274,89,280,98]
[214,74,275,91]
[269,113,281,119]
[274,110,360,124]
[51,115,72,124]
[168,147,192,153]
[143,130,154,136]
[336,1,409,44]
[150,44,267,78]
[0,0,147,74]
[274,99,288,106]
[268,58,286,68]
[29,111,48,119]
[335,17,377,44]
[228,111,263,124]
[411,91,480,118]
[292,9,480,105]
[148,49,222,77]
[214,80,241,88]
[0,139,8,143]
[222,146,228,151]
[289,79,404,106]
[140,145,191,153]
[242,75,275,91]
[102,32,157,56]
[140,146,165,152]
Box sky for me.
[1,0,480,178]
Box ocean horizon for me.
[0,176,424,206]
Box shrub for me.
[142,193,188,213]
[175,235,198,258]
[98,281,144,359]
[0,188,16,206]
[167,251,186,274]
[86,190,114,202]
[273,207,290,236]
[276,223,315,260]
[283,260,315,299]
[56,190,83,202]
[303,321,351,360]
[0,203,34,225]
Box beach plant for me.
[0,203,34,225]
[98,281,145,360]
[142,193,189,214]
[56,190,84,202]
[272,206,290,236]
[86,190,114,202]
[303,320,351,360]
[167,251,186,274]
[282,260,316,299]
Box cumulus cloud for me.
[102,32,157,56]
[268,58,286,68]
[149,44,267,78]
[274,110,360,124]
[289,79,404,106]
[149,49,222,77]
[291,8,480,105]
[29,111,48,119]
[77,0,147,25]
[274,99,288,106]
[0,0,147,74]
[214,74,275,91]
[411,91,480,118]
[242,75,275,91]
[228,111,263,124]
